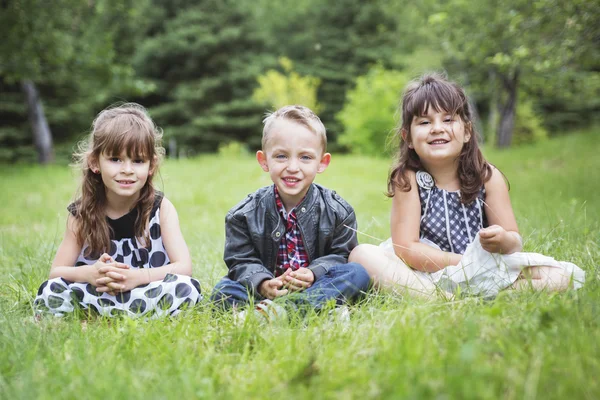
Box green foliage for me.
[0,0,154,162]
[512,99,548,146]
[0,130,599,398]
[337,66,409,156]
[133,0,273,153]
[217,141,251,158]
[250,0,405,143]
[252,57,322,113]
[428,0,600,145]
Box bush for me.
[252,57,321,113]
[336,65,409,156]
[512,98,548,146]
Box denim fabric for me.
[210,262,370,311]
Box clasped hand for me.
[88,253,140,295]
[258,267,315,300]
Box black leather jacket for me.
[224,183,358,293]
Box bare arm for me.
[480,167,522,254]
[391,170,461,272]
[136,197,193,283]
[49,215,112,284]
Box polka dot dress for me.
[33,192,202,318]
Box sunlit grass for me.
[0,129,598,399]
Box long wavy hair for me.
[387,73,492,204]
[72,103,164,257]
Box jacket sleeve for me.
[307,207,358,280]
[224,211,274,294]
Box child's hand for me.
[282,267,314,292]
[96,267,141,294]
[258,274,289,300]
[83,253,123,287]
[479,225,519,254]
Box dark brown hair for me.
[387,73,492,204]
[72,103,164,256]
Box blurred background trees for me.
[1,0,598,163]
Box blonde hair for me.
[72,103,165,256]
[262,105,327,151]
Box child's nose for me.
[286,159,299,172]
[431,119,445,133]
[122,161,134,173]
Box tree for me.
[133,0,273,153]
[429,0,600,147]
[249,0,404,146]
[0,0,152,163]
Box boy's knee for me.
[345,262,371,289]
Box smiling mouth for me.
[429,139,449,145]
[283,177,300,184]
[117,180,135,184]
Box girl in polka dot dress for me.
[34,103,202,318]
[349,73,584,299]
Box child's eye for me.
[109,157,121,162]
[133,159,145,164]
[275,154,287,160]
[444,118,454,123]
[419,120,430,125]
[301,155,313,161]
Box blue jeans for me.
[210,262,370,311]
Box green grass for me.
[1,129,599,399]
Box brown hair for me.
[72,103,164,256]
[262,105,327,152]
[387,73,492,204]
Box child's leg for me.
[293,262,370,310]
[511,266,572,291]
[349,244,440,299]
[34,277,78,316]
[34,274,202,318]
[210,277,254,310]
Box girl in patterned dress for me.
[349,73,584,299]
[34,103,202,318]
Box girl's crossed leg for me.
[349,244,441,299]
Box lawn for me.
[0,129,598,399]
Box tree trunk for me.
[21,80,54,164]
[487,69,498,143]
[496,70,519,148]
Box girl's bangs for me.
[101,119,154,160]
[406,81,464,119]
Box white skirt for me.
[380,235,585,297]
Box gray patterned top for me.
[417,171,487,254]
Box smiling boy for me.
[211,105,370,315]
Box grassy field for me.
[0,130,598,399]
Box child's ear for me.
[464,122,472,143]
[401,129,413,149]
[149,155,158,176]
[317,153,331,173]
[88,159,99,174]
[256,150,269,172]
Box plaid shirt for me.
[274,187,309,276]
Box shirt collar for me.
[274,186,303,220]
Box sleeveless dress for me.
[381,171,585,297]
[34,192,202,318]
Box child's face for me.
[257,119,331,211]
[407,107,470,168]
[95,152,152,203]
